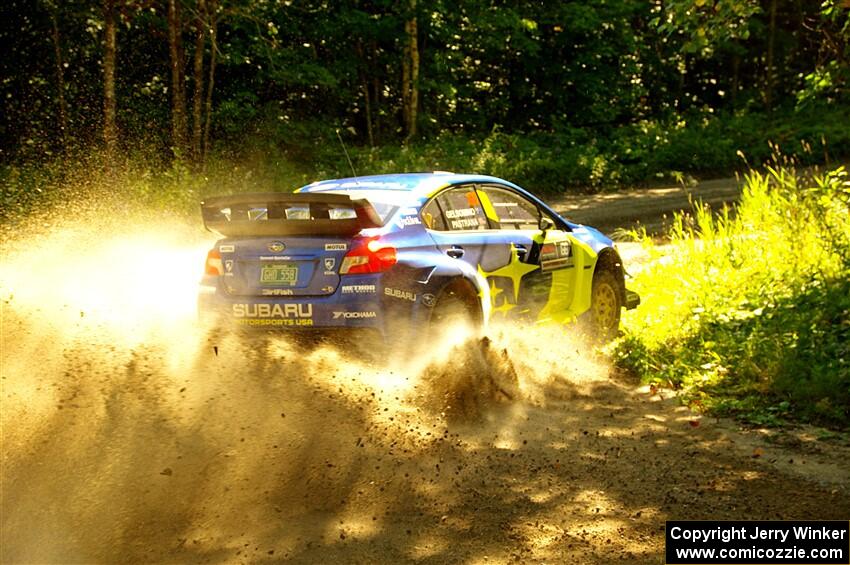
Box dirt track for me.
[2,192,849,564]
[551,176,745,236]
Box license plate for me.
[260,264,298,286]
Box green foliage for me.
[656,0,760,56]
[796,0,850,108]
[275,105,850,192]
[615,166,850,429]
[7,106,848,227]
[3,0,850,164]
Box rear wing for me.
[200,192,384,237]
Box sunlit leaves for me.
[616,166,850,427]
[656,0,760,56]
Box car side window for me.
[420,198,447,230]
[425,186,490,231]
[477,186,540,231]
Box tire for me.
[585,268,623,342]
[427,285,480,342]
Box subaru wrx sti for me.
[198,172,639,341]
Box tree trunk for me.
[168,0,188,156]
[191,0,207,164]
[371,40,380,142]
[363,80,374,147]
[677,54,687,111]
[103,0,117,161]
[731,53,740,107]
[50,5,69,152]
[765,0,778,112]
[408,11,419,139]
[402,0,419,141]
[202,0,218,165]
[356,41,374,147]
[402,33,410,137]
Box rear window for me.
[200,192,386,237]
[221,202,359,222]
[421,198,447,230]
[316,189,412,223]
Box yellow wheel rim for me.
[593,281,618,331]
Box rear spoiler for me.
[200,192,383,237]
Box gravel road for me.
[552,176,744,236]
[2,190,848,564]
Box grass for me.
[614,166,850,429]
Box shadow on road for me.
[3,317,848,564]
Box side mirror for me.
[539,215,556,232]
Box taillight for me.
[340,237,397,274]
[205,249,223,275]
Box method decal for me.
[341,284,377,294]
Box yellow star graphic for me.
[489,278,503,298]
[478,244,540,303]
[492,297,516,315]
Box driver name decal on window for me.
[432,187,490,231]
[445,207,482,230]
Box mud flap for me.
[625,288,641,310]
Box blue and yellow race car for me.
[198,172,639,341]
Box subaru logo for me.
[268,241,285,252]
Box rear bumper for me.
[197,274,430,336]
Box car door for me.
[422,184,514,292]
[476,185,597,323]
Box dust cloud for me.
[0,208,614,563]
[4,209,850,563]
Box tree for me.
[797,0,850,107]
[47,1,69,152]
[401,0,418,140]
[168,0,188,156]
[202,0,218,164]
[103,0,117,161]
[191,0,206,164]
[655,0,760,110]
[765,0,778,111]
[355,39,374,147]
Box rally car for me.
[198,172,639,341]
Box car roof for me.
[297,172,524,199]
